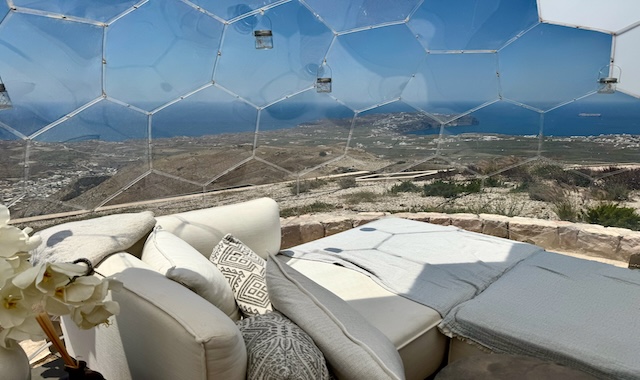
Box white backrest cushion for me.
[155,197,281,260]
[64,252,247,380]
[31,211,156,265]
[267,255,406,380]
[142,227,240,321]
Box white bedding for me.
[440,251,640,380]
[282,217,543,316]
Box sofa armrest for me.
[155,197,280,259]
[62,253,246,380]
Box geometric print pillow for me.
[236,311,330,380]
[210,234,273,317]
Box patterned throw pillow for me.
[237,311,330,380]
[210,234,272,317]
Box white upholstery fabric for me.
[141,227,240,320]
[156,197,280,259]
[62,252,247,380]
[267,255,406,380]
[282,256,445,380]
[30,211,156,265]
[440,251,640,380]
[283,217,543,316]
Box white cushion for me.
[267,255,406,380]
[142,227,240,320]
[155,197,281,259]
[63,252,247,380]
[282,256,445,380]
[210,234,272,317]
[31,211,156,265]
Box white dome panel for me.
[615,26,640,98]
[538,0,640,33]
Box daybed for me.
[31,197,640,379]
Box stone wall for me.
[281,212,639,263]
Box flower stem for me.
[35,312,77,368]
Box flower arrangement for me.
[0,204,120,356]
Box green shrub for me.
[423,180,462,198]
[593,181,630,201]
[533,164,591,187]
[526,182,564,203]
[552,200,581,222]
[484,176,505,188]
[337,177,357,189]
[502,165,534,183]
[389,180,421,194]
[342,191,380,205]
[600,167,640,190]
[584,203,640,230]
[422,180,481,198]
[289,178,328,194]
[464,179,482,193]
[280,201,335,217]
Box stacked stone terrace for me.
[281,212,639,265]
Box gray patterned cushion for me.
[236,311,330,380]
[210,234,272,317]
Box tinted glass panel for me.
[305,0,420,32]
[0,13,102,136]
[215,1,333,107]
[13,0,139,22]
[499,23,612,111]
[409,0,538,51]
[105,0,224,111]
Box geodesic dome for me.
[1,0,639,219]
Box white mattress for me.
[440,251,640,380]
[283,217,544,315]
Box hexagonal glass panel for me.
[402,52,499,122]
[304,0,420,32]
[256,89,354,173]
[103,172,203,206]
[328,24,425,110]
[10,195,81,219]
[409,0,538,51]
[152,84,258,184]
[28,100,149,210]
[12,0,140,22]
[539,0,640,33]
[615,26,640,97]
[105,0,224,111]
[215,1,333,107]
[542,92,640,166]
[0,133,26,207]
[0,2,9,19]
[350,101,440,174]
[499,23,612,111]
[205,158,293,191]
[189,0,280,21]
[0,13,102,136]
[437,101,542,173]
[586,165,640,204]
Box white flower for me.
[0,204,120,347]
[0,282,43,329]
[0,317,45,348]
[12,262,87,297]
[0,253,30,289]
[0,205,42,257]
[70,301,120,330]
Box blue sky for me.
[0,0,638,141]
